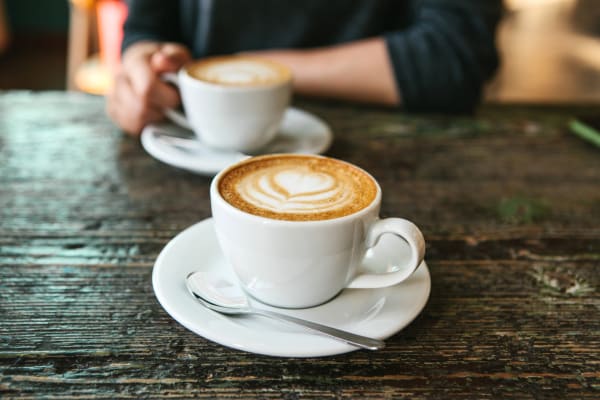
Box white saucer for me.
[141,107,333,176]
[152,218,431,357]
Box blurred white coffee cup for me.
[163,56,292,153]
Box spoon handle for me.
[252,308,385,350]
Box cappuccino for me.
[218,154,378,221]
[186,56,291,87]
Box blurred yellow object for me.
[67,0,96,91]
[70,0,95,9]
[74,54,112,95]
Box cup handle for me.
[161,72,193,130]
[347,218,425,288]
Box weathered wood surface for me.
[0,91,598,399]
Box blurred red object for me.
[97,0,127,73]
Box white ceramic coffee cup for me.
[210,154,426,309]
[162,61,292,153]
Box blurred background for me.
[0,0,599,103]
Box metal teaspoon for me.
[185,271,385,351]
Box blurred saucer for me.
[141,107,333,176]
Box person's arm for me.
[385,0,502,112]
[254,0,501,113]
[251,37,400,107]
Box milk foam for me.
[190,59,286,85]
[236,166,356,215]
[219,155,378,221]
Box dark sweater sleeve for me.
[385,0,502,113]
[121,0,182,52]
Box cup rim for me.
[210,154,382,226]
[180,56,293,92]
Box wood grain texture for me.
[1,92,599,399]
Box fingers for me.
[146,43,192,109]
[123,42,188,108]
[106,41,192,135]
[125,47,163,107]
[106,70,164,135]
[151,43,192,73]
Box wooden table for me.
[1,92,598,398]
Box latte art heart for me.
[240,167,352,214]
[272,171,335,197]
[218,155,378,221]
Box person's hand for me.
[106,42,192,135]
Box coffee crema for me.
[186,56,291,87]
[218,155,378,221]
